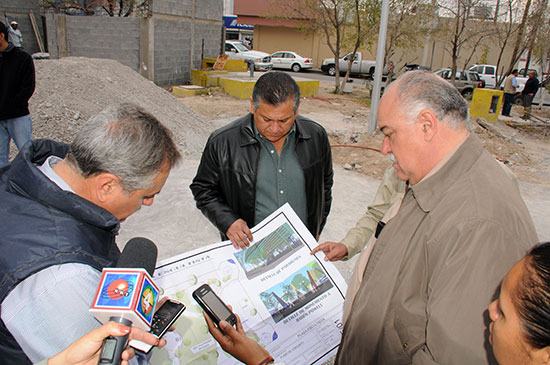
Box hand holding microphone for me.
[90,237,160,365]
[47,321,167,365]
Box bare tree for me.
[437,0,496,83]
[40,0,150,17]
[521,0,548,74]
[384,0,438,75]
[503,0,533,76]
[268,0,376,93]
[486,0,521,88]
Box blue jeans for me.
[0,114,33,165]
[502,93,514,116]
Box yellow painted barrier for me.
[190,68,319,100]
[191,69,228,87]
[202,58,247,72]
[470,88,504,123]
[219,78,256,99]
[172,85,207,97]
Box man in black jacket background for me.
[0,21,35,165]
[522,70,540,119]
[190,72,333,248]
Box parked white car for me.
[225,40,273,71]
[271,51,313,72]
[469,64,497,88]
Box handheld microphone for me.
[90,237,160,365]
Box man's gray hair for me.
[252,71,300,112]
[66,103,181,192]
[391,70,469,130]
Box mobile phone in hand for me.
[129,299,186,353]
[193,283,237,327]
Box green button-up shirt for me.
[253,122,307,226]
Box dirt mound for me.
[29,57,214,154]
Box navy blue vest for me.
[0,140,121,363]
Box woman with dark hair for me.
[489,241,550,364]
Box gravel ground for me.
[11,57,215,159]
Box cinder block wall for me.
[152,0,222,85]
[153,19,192,85]
[44,0,222,85]
[1,0,44,54]
[65,16,140,71]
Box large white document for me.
[150,204,347,364]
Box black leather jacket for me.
[190,113,333,239]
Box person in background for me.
[521,70,540,119]
[8,20,23,48]
[0,21,35,165]
[502,69,518,117]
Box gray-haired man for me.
[336,70,537,364]
[0,103,181,363]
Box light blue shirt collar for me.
[37,156,75,193]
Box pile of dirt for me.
[27,57,214,155]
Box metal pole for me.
[367,0,390,135]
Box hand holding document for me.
[149,204,347,364]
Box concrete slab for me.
[172,85,207,97]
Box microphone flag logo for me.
[90,268,161,331]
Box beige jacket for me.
[340,166,405,259]
[503,75,517,94]
[336,135,537,364]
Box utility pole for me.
[368,0,390,134]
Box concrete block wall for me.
[44,0,223,86]
[193,23,223,69]
[1,0,44,54]
[153,19,192,85]
[45,13,58,59]
[153,0,194,17]
[195,0,222,21]
[65,16,140,71]
[151,0,223,86]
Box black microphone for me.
[116,237,158,275]
[94,238,158,365]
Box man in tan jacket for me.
[502,69,518,117]
[335,71,537,364]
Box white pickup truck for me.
[321,52,376,77]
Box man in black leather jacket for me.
[190,72,333,248]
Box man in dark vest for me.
[0,103,181,363]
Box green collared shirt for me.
[253,122,307,226]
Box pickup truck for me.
[321,52,376,77]
[224,40,273,71]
